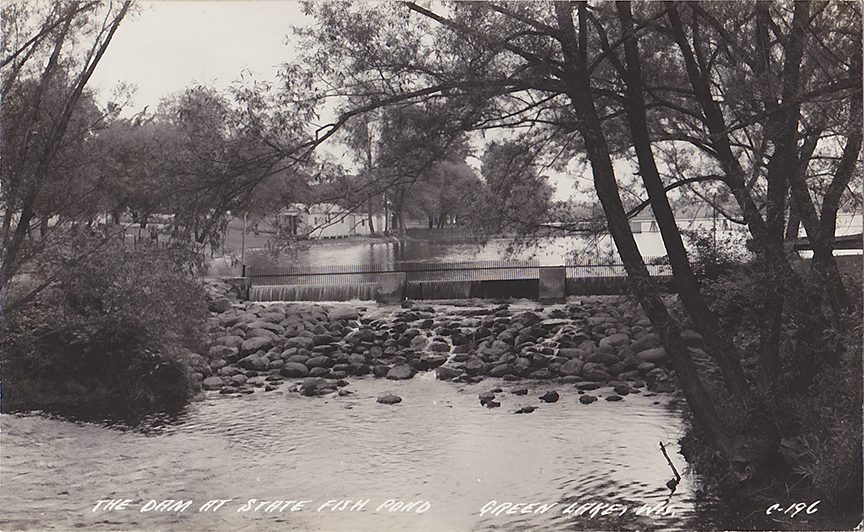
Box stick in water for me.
[660,441,681,490]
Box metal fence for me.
[246,258,672,286]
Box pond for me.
[0,375,702,532]
[207,234,658,278]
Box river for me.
[0,374,701,531]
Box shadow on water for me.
[5,402,190,435]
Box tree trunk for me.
[555,0,738,467]
[615,2,751,398]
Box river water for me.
[1,374,700,532]
[208,235,640,277]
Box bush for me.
[2,234,208,420]
[680,253,863,527]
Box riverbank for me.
[199,280,694,404]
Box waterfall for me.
[405,281,473,300]
[249,283,377,302]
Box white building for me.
[278,204,387,239]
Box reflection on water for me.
[210,237,595,277]
[1,376,700,532]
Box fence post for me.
[377,272,406,304]
[539,266,567,303]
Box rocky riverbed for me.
[195,281,712,406]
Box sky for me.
[90,1,582,200]
[92,1,311,115]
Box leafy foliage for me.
[2,233,207,418]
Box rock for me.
[582,362,611,382]
[377,394,402,404]
[514,406,537,414]
[514,311,543,327]
[372,365,390,378]
[558,358,584,376]
[247,320,285,334]
[247,376,266,387]
[645,367,669,381]
[246,328,278,342]
[306,356,335,369]
[465,359,487,376]
[576,382,602,391]
[587,351,620,366]
[237,354,269,371]
[605,394,623,401]
[614,383,632,396]
[486,400,501,408]
[488,363,512,378]
[599,333,630,348]
[279,362,310,378]
[328,307,361,321]
[511,387,528,395]
[680,329,704,347]
[479,392,496,406]
[635,347,668,363]
[436,366,462,380]
[557,348,584,359]
[202,376,223,390]
[539,391,560,403]
[285,336,315,350]
[230,374,247,386]
[208,298,233,313]
[631,333,661,353]
[308,367,331,378]
[386,364,415,380]
[637,362,656,374]
[209,345,239,361]
[240,337,272,356]
[428,341,451,353]
[300,378,323,396]
[579,394,598,404]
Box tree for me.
[478,140,555,235]
[1,0,132,298]
[289,0,861,499]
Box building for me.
[624,204,861,258]
[278,204,387,239]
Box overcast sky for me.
[92,1,311,114]
[90,1,582,200]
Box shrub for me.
[2,233,208,420]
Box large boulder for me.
[599,333,630,348]
[218,335,245,349]
[630,333,661,353]
[387,364,415,380]
[465,358,488,376]
[285,336,315,350]
[246,328,278,341]
[635,347,668,363]
[209,345,239,361]
[587,351,619,367]
[558,358,584,376]
[240,337,272,356]
[377,393,402,404]
[557,348,584,359]
[582,362,611,382]
[208,298,233,313]
[488,363,512,378]
[237,354,270,371]
[202,376,224,390]
[280,362,310,378]
[328,307,361,322]
[436,366,462,380]
[247,320,284,334]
